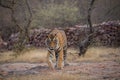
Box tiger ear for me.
[46,35,48,38]
[53,34,57,39]
[46,35,50,40]
[54,32,58,37]
[55,33,57,37]
[47,35,51,40]
[46,35,49,38]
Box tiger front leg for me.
[57,49,64,70]
[47,51,55,70]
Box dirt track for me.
[0,47,120,80]
[0,61,120,80]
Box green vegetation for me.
[32,1,80,28]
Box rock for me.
[2,20,120,50]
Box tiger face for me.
[46,33,59,50]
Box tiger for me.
[45,29,68,70]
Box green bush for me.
[31,2,80,28]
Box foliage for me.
[31,1,80,28]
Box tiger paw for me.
[64,61,69,66]
[56,67,63,70]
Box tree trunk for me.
[78,0,95,56]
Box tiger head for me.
[46,33,59,51]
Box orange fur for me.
[46,29,68,70]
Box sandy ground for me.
[0,61,120,80]
[0,47,120,80]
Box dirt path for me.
[0,61,120,80]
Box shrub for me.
[31,1,80,28]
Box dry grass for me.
[0,48,47,63]
[0,47,120,63]
[69,47,120,62]
[5,72,87,80]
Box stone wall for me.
[6,21,120,50]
